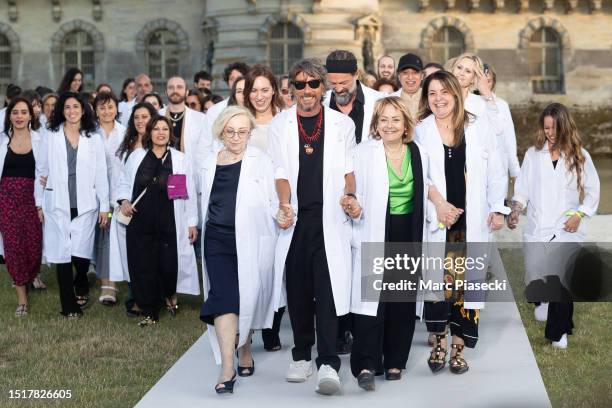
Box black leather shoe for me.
[357,370,375,391]
[385,369,402,381]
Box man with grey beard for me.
[324,50,383,145]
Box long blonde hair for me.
[418,70,473,147]
[447,53,485,92]
[536,103,586,203]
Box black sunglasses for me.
[292,79,321,90]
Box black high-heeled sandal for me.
[215,370,237,394]
[237,359,255,377]
[449,343,469,374]
[427,332,447,373]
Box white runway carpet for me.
[136,301,551,408]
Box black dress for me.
[126,150,177,321]
[200,161,242,325]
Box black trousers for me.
[126,230,178,321]
[261,307,286,349]
[351,213,418,376]
[285,211,340,372]
[424,301,479,348]
[56,208,91,315]
[545,302,574,342]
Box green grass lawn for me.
[0,265,610,407]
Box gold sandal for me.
[427,332,447,373]
[449,343,469,374]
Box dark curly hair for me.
[116,102,158,160]
[57,68,84,94]
[47,92,97,137]
[223,62,250,85]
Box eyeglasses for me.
[292,79,321,90]
[224,129,250,139]
[280,88,291,95]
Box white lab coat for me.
[0,130,47,256]
[159,107,206,168]
[96,122,126,206]
[268,105,356,316]
[200,145,280,364]
[513,143,600,286]
[323,82,385,143]
[350,138,429,317]
[108,149,142,283]
[42,126,109,263]
[415,114,509,309]
[114,147,200,295]
[118,99,136,127]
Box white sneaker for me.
[315,364,341,395]
[534,302,549,322]
[552,333,568,349]
[286,360,313,383]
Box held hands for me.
[188,226,198,244]
[487,212,504,231]
[340,194,362,219]
[507,200,524,230]
[435,200,464,229]
[563,213,582,233]
[120,200,136,217]
[276,203,295,230]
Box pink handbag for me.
[167,174,188,200]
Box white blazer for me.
[415,114,509,309]
[350,138,429,317]
[513,143,600,288]
[323,83,385,143]
[0,130,47,256]
[118,99,136,127]
[96,122,126,206]
[113,147,200,295]
[268,105,356,316]
[200,145,280,364]
[42,126,109,263]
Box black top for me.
[552,159,558,169]
[444,139,466,232]
[2,147,35,179]
[206,161,242,234]
[169,111,185,150]
[329,81,365,144]
[130,149,175,236]
[297,111,324,214]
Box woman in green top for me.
[348,96,428,391]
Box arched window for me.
[146,29,180,91]
[529,27,564,94]
[268,23,303,75]
[430,26,465,64]
[62,30,95,89]
[0,34,11,98]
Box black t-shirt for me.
[169,111,184,149]
[444,139,466,232]
[297,111,324,213]
[329,81,365,144]
[206,161,242,234]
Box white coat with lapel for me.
[96,121,126,206]
[350,137,429,317]
[0,130,47,256]
[268,105,356,316]
[159,107,206,170]
[513,143,600,288]
[323,82,385,143]
[42,125,109,263]
[415,114,509,310]
[113,147,200,295]
[200,145,280,364]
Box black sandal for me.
[138,316,158,327]
[427,332,447,373]
[215,370,237,394]
[237,359,255,377]
[75,295,90,309]
[449,344,469,374]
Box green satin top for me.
[387,145,414,215]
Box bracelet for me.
[565,210,584,218]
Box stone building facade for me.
[0,0,611,105]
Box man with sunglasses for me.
[268,58,361,395]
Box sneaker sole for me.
[286,375,308,383]
[316,379,340,395]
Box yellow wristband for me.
[565,211,584,218]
